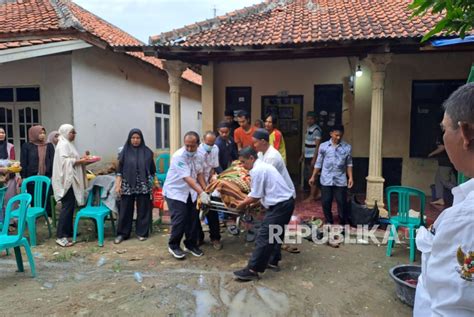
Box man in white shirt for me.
[299,111,322,201]
[252,128,296,198]
[414,83,474,316]
[196,131,222,250]
[234,147,295,281]
[163,131,211,260]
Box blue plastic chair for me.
[155,153,170,185]
[73,186,116,247]
[0,193,35,277]
[11,176,52,247]
[385,186,426,263]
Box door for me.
[226,87,251,116]
[261,95,303,182]
[0,105,15,145]
[314,85,343,142]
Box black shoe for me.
[183,246,204,257]
[234,268,259,281]
[267,263,281,272]
[168,247,186,259]
[114,235,124,244]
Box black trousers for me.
[167,195,199,250]
[248,198,294,273]
[57,188,76,239]
[321,185,348,225]
[198,210,221,242]
[117,193,151,239]
[26,182,53,217]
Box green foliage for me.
[410,0,474,41]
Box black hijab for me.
[119,129,153,188]
[0,128,9,159]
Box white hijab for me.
[52,124,86,205]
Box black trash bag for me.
[348,195,379,227]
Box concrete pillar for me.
[201,63,214,132]
[365,53,392,210]
[163,60,187,154]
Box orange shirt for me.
[234,126,256,149]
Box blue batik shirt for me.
[315,140,353,187]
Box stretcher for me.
[199,196,256,236]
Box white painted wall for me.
[0,53,73,150]
[71,47,202,160]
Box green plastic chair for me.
[11,176,52,247]
[385,186,426,263]
[73,186,116,247]
[155,153,170,186]
[0,193,35,277]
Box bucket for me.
[152,188,164,209]
[389,264,421,307]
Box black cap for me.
[253,128,269,142]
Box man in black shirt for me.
[428,136,457,205]
[215,122,238,173]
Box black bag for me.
[348,195,379,227]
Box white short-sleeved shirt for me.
[197,143,220,184]
[248,159,294,209]
[258,145,296,198]
[163,147,203,203]
[414,179,474,316]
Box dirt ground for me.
[0,221,416,317]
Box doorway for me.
[226,87,251,117]
[261,95,303,182]
[314,84,343,142]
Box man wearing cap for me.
[215,121,238,173]
[414,83,474,316]
[224,109,240,139]
[309,125,353,236]
[300,111,323,201]
[163,131,211,259]
[252,128,296,198]
[234,147,295,281]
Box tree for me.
[410,0,474,41]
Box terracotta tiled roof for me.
[0,0,201,85]
[151,0,442,47]
[0,36,74,50]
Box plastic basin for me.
[389,264,421,307]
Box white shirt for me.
[163,147,203,203]
[414,179,474,316]
[304,124,322,158]
[258,145,296,198]
[197,143,219,185]
[248,159,293,209]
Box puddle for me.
[193,290,218,317]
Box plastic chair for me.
[73,186,116,247]
[385,186,426,263]
[0,193,35,277]
[11,176,52,247]
[155,153,170,186]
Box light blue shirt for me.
[315,140,353,187]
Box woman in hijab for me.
[52,124,89,247]
[0,127,16,223]
[20,125,55,215]
[47,130,59,148]
[114,129,156,244]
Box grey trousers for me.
[434,166,456,199]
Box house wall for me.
[71,47,202,160]
[210,51,474,193]
[0,53,73,143]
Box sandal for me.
[282,244,300,253]
[56,238,74,247]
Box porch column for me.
[163,60,188,154]
[201,62,214,132]
[365,53,392,209]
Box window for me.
[0,87,41,150]
[410,80,464,157]
[155,102,170,149]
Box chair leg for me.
[44,212,52,239]
[97,217,105,247]
[73,215,81,243]
[409,227,416,263]
[13,246,24,272]
[386,224,397,257]
[22,241,36,278]
[27,217,37,247]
